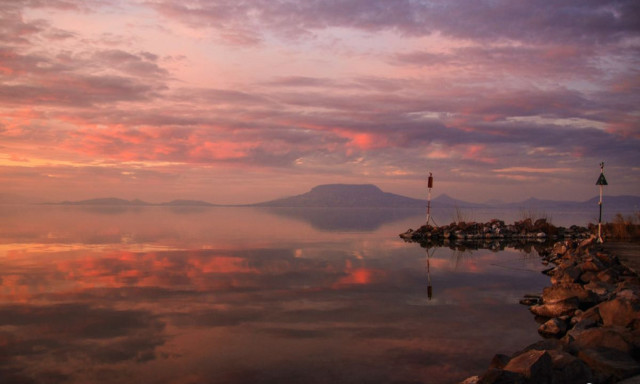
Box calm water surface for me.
[0,205,555,384]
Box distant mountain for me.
[45,188,640,212]
[57,198,217,206]
[252,184,426,208]
[161,200,217,207]
[59,198,150,206]
[432,193,485,208]
[581,195,640,211]
[505,195,640,212]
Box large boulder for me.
[551,242,568,257]
[538,318,567,337]
[551,266,582,284]
[577,347,640,381]
[458,376,479,384]
[541,283,597,306]
[584,280,615,299]
[580,257,606,272]
[565,326,636,354]
[530,298,579,318]
[597,267,621,284]
[479,368,525,384]
[547,350,593,384]
[489,354,511,370]
[503,349,552,383]
[598,296,640,328]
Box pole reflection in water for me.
[426,247,434,300]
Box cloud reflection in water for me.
[0,206,549,384]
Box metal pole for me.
[596,161,607,244]
[426,247,433,300]
[426,188,431,226]
[598,184,603,243]
[426,172,433,227]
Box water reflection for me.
[262,207,423,231]
[426,247,434,300]
[0,206,550,384]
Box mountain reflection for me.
[262,207,423,231]
[0,206,550,384]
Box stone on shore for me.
[530,297,579,318]
[565,326,637,354]
[503,349,552,382]
[597,295,640,328]
[547,349,593,384]
[577,347,640,381]
[538,318,567,337]
[541,283,597,306]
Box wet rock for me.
[519,297,539,306]
[530,297,579,318]
[503,349,552,383]
[538,318,567,337]
[541,283,597,306]
[577,347,640,381]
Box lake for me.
[0,205,582,384]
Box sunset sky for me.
[1,0,638,204]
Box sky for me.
[1,0,638,204]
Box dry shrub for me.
[604,212,640,240]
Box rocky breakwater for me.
[400,219,592,247]
[460,236,640,384]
